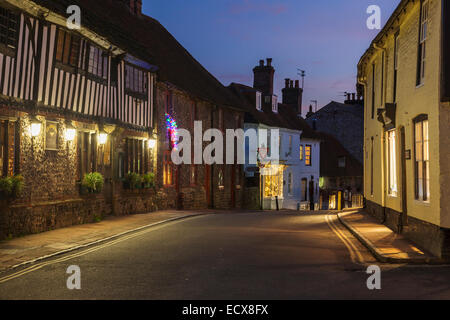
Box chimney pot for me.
[346,93,351,101]
[259,60,264,67]
[285,79,290,88]
[352,93,356,101]
[290,80,294,88]
[267,58,272,66]
[295,80,299,88]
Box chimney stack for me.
[121,0,142,15]
[282,77,303,117]
[253,58,275,96]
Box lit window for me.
[263,165,283,198]
[414,116,429,201]
[387,130,397,196]
[299,145,303,160]
[190,165,196,185]
[218,166,224,189]
[163,151,173,186]
[0,120,19,176]
[305,145,311,166]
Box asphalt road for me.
[1,211,450,299]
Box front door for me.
[309,180,315,210]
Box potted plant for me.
[11,174,24,199]
[81,172,104,194]
[142,172,155,189]
[124,172,142,190]
[0,177,13,199]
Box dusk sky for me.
[144,0,400,113]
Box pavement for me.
[338,210,441,264]
[0,209,215,272]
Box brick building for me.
[358,0,450,258]
[0,0,245,239]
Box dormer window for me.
[272,95,278,113]
[256,91,262,111]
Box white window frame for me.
[387,129,398,197]
[256,92,262,111]
[418,0,429,85]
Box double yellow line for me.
[0,218,190,284]
[325,214,364,264]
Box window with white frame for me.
[417,0,428,85]
[256,91,262,111]
[288,172,293,194]
[272,95,278,113]
[387,130,398,196]
[414,116,429,201]
[88,45,108,79]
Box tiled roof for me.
[32,0,245,110]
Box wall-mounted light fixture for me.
[98,129,108,145]
[30,115,42,137]
[148,137,157,149]
[65,120,76,141]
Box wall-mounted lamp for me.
[30,115,42,137]
[98,130,108,145]
[65,120,76,141]
[148,137,157,149]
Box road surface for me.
[1,211,450,299]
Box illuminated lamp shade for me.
[148,138,157,149]
[30,115,42,137]
[98,130,108,145]
[65,120,76,141]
